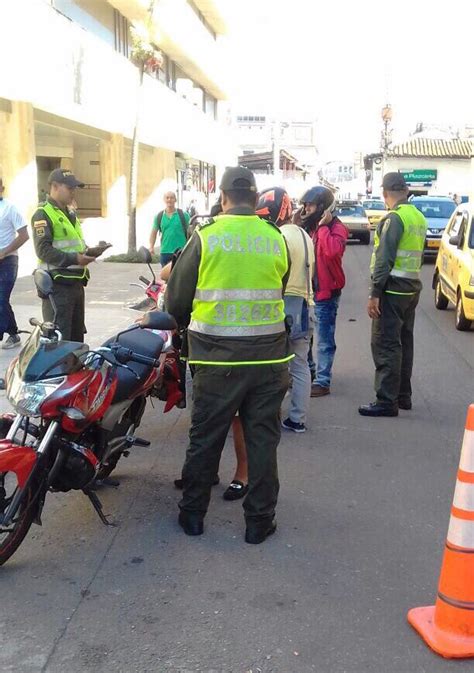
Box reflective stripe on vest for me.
[37,202,87,279]
[370,204,427,281]
[190,214,288,357]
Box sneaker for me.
[2,334,21,350]
[281,417,306,433]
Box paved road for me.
[1,251,473,673]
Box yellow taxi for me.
[433,202,474,330]
[362,198,387,230]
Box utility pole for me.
[272,119,281,182]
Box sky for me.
[223,0,474,160]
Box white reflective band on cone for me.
[459,430,474,473]
[447,516,474,549]
[453,480,474,512]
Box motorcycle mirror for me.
[138,246,156,283]
[139,311,177,332]
[138,246,152,264]
[33,269,54,297]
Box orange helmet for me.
[256,187,293,226]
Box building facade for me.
[0,0,236,272]
[365,139,473,199]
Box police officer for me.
[31,169,94,342]
[359,172,427,417]
[165,166,292,544]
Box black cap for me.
[48,168,85,188]
[219,166,257,192]
[382,172,407,191]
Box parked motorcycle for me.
[0,269,179,565]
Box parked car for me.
[410,196,456,259]
[333,201,370,244]
[362,199,387,230]
[433,202,474,330]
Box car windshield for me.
[363,201,385,210]
[411,200,456,218]
[335,206,365,217]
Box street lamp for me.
[381,104,393,154]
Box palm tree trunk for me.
[128,64,144,255]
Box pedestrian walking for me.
[256,187,315,433]
[0,175,29,350]
[31,168,95,342]
[298,186,348,398]
[149,191,190,266]
[359,172,427,417]
[165,166,292,544]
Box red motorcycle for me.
[0,269,180,565]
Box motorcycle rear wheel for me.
[0,472,40,566]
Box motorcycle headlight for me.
[7,371,66,417]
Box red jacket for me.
[311,217,348,301]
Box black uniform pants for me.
[42,282,86,342]
[180,362,289,522]
[371,292,419,406]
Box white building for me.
[0,0,237,272]
[366,138,473,198]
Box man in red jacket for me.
[298,187,348,396]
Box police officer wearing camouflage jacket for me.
[31,169,95,342]
[359,172,427,417]
[165,166,292,544]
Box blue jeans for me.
[160,252,174,267]
[0,255,19,341]
[314,296,340,388]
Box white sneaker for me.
[2,334,21,350]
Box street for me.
[1,246,473,673]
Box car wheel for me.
[455,291,472,331]
[360,232,370,245]
[434,276,449,310]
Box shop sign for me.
[401,169,438,182]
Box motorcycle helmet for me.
[256,187,293,226]
[299,186,335,231]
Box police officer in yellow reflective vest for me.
[31,169,95,342]
[166,166,292,544]
[359,172,427,417]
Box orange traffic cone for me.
[408,404,474,658]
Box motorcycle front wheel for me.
[0,472,41,566]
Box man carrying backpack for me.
[149,191,190,266]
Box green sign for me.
[401,169,438,182]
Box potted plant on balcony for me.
[127,16,163,255]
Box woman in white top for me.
[0,177,29,350]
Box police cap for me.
[219,166,257,192]
[382,172,408,191]
[48,168,85,188]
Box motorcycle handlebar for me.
[29,317,42,327]
[139,275,151,286]
[112,345,160,368]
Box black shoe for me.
[223,480,248,501]
[174,475,220,490]
[178,511,204,536]
[358,402,398,417]
[398,399,412,410]
[245,519,277,544]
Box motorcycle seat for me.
[102,328,165,402]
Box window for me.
[469,217,474,249]
[411,200,456,219]
[114,9,129,56]
[449,211,467,237]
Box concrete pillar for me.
[0,101,38,275]
[99,133,127,252]
[0,101,37,219]
[60,157,74,171]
